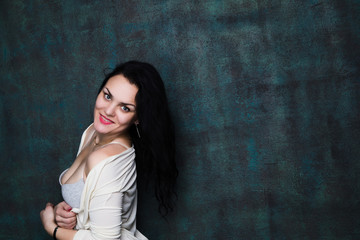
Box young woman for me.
[40,61,178,240]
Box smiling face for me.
[93,74,139,139]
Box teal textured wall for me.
[1,0,360,239]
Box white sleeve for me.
[73,149,139,240]
[74,191,123,240]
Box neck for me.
[93,131,130,146]
[94,133,114,146]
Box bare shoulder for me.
[84,144,128,176]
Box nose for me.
[105,103,116,116]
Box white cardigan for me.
[71,124,147,240]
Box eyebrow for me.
[105,87,136,107]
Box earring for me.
[135,124,141,138]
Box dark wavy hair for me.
[97,61,177,216]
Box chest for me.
[61,144,92,184]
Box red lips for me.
[99,114,114,125]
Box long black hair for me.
[98,61,177,216]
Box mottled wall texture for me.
[0,0,359,239]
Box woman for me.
[40,61,178,239]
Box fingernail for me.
[67,208,72,211]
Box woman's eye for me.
[121,106,130,112]
[104,93,111,100]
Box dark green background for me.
[1,0,360,239]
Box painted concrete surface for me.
[0,1,359,239]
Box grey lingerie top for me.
[59,141,129,209]
[59,169,85,209]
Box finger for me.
[62,201,72,209]
[57,209,76,218]
[55,214,76,225]
[56,215,76,224]
[58,222,76,229]
[64,210,76,217]
[46,202,54,208]
[56,217,77,229]
[55,205,73,215]
[58,201,72,211]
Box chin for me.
[94,121,125,136]
[93,120,110,134]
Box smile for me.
[99,114,114,125]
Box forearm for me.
[55,227,77,240]
[45,223,77,240]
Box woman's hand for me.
[40,203,57,235]
[54,201,77,229]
